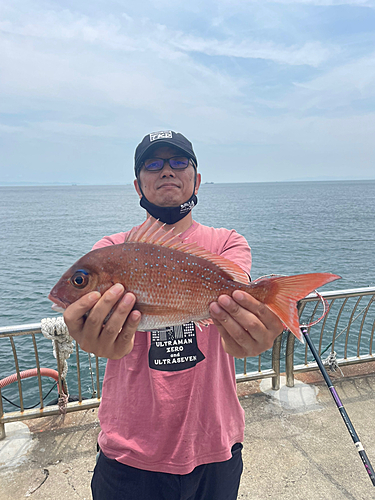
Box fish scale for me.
[117,242,240,330]
[49,218,341,341]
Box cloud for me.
[170,37,333,67]
[0,124,24,134]
[288,52,375,112]
[270,0,374,5]
[0,3,339,127]
[0,1,374,183]
[214,0,375,5]
[0,7,336,67]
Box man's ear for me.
[194,173,201,195]
[134,179,142,199]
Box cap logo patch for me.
[150,131,173,142]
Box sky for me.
[0,0,375,185]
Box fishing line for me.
[319,301,374,358]
[88,352,97,398]
[254,274,330,331]
[300,292,373,364]
[252,275,330,364]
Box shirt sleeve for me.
[91,232,128,251]
[219,230,252,280]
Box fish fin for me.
[195,318,214,327]
[125,220,148,243]
[126,219,250,285]
[254,273,341,342]
[125,218,182,246]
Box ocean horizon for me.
[1,177,375,187]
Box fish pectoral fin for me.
[195,319,214,328]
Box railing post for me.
[271,333,282,390]
[285,331,295,387]
[0,385,5,440]
[285,301,305,388]
[0,422,5,440]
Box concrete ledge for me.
[238,370,375,499]
[1,370,375,499]
[0,422,33,468]
[0,409,100,500]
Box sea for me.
[0,181,374,411]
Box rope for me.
[323,351,344,376]
[41,317,74,414]
[40,317,74,379]
[58,392,69,415]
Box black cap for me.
[134,130,197,176]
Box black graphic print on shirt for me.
[148,322,205,371]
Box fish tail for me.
[253,273,341,342]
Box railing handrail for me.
[0,323,43,336]
[302,286,375,301]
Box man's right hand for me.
[63,284,141,359]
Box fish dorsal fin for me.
[125,218,250,285]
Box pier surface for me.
[1,363,375,499]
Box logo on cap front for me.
[150,131,173,142]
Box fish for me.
[48,218,341,342]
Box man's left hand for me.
[209,290,284,358]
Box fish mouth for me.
[48,293,69,312]
[51,303,66,313]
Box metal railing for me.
[0,323,102,440]
[285,286,375,386]
[235,333,282,388]
[1,286,375,440]
[236,286,375,390]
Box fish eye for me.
[71,270,89,289]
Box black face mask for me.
[139,193,198,225]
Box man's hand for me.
[63,284,141,359]
[209,290,283,358]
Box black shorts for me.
[91,443,243,500]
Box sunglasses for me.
[143,156,192,172]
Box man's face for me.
[134,146,201,207]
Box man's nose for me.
[160,162,176,176]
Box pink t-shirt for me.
[94,221,252,474]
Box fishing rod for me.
[301,326,375,486]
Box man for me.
[64,131,283,499]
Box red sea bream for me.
[49,219,340,341]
